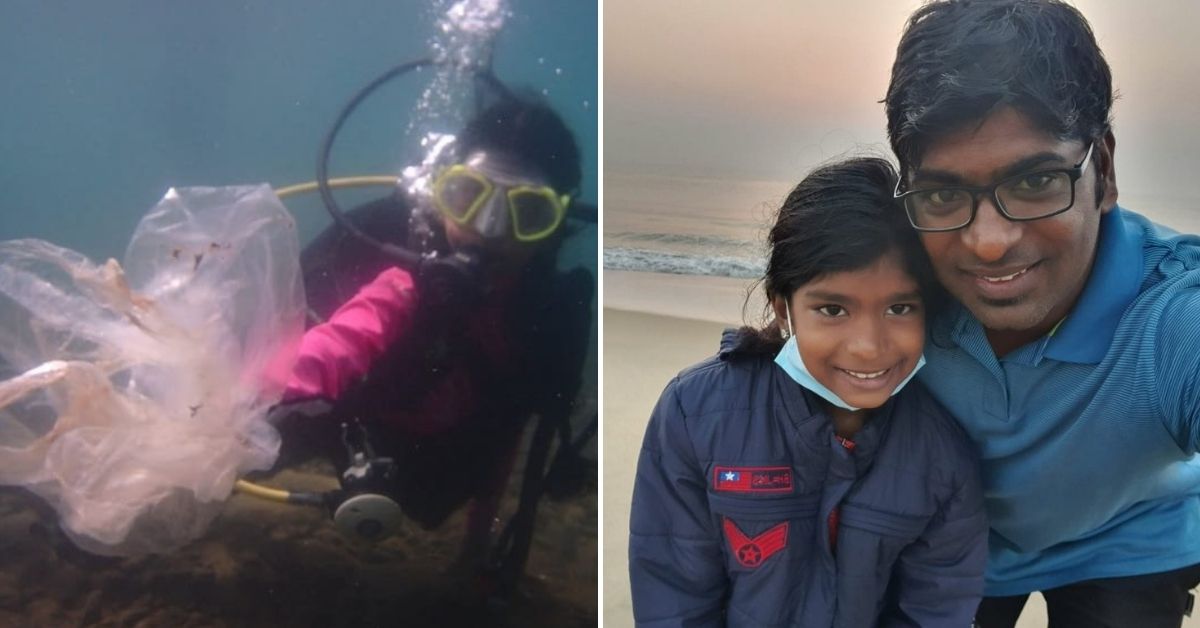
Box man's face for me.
[908,106,1117,340]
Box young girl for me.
[629,158,986,627]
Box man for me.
[886,1,1200,625]
[278,96,594,592]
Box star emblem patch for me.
[723,517,788,567]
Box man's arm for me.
[1156,289,1200,453]
[629,379,727,628]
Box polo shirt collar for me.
[936,206,1142,365]
[1042,205,1142,363]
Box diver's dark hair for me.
[457,97,582,194]
[739,157,937,355]
[885,0,1113,171]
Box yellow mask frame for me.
[432,164,571,242]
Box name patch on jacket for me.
[712,466,793,493]
[723,517,788,567]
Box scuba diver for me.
[270,86,595,597]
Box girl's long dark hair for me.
[739,157,940,355]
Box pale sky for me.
[604,0,1200,211]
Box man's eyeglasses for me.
[894,142,1095,232]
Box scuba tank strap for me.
[487,410,558,594]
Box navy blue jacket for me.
[629,331,986,627]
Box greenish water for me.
[0,0,596,262]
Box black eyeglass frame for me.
[893,142,1096,233]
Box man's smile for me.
[959,258,1046,302]
[975,264,1036,283]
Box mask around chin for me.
[773,336,862,411]
[772,336,928,412]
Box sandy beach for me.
[602,308,728,627]
[602,299,1200,628]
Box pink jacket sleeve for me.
[283,266,418,402]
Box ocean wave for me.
[604,247,765,278]
[606,231,756,249]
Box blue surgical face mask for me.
[773,303,926,411]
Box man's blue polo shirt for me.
[918,206,1200,596]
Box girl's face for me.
[773,251,926,411]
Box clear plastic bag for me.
[0,185,305,555]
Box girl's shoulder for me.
[670,328,777,398]
[885,381,980,479]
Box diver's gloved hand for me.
[266,398,334,426]
[417,249,484,311]
[267,398,337,469]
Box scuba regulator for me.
[234,420,403,544]
[332,421,403,541]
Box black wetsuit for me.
[285,192,593,530]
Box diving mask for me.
[431,152,570,242]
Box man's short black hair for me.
[885,0,1113,172]
[457,97,582,195]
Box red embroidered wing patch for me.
[723,517,789,567]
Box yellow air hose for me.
[234,174,397,507]
[234,479,293,503]
[273,175,398,200]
